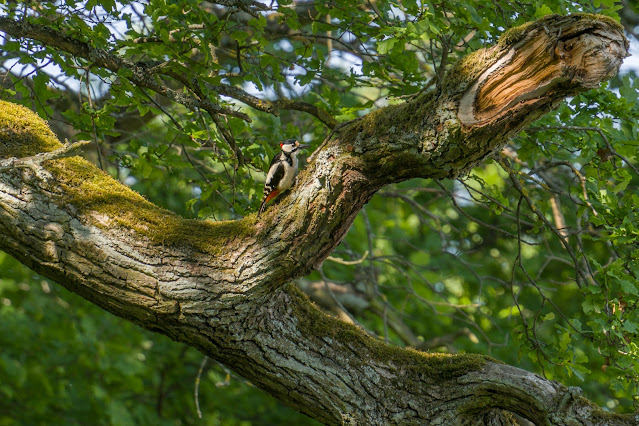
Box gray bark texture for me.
[0,14,636,425]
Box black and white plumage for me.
[258,139,308,217]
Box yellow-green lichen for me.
[287,284,491,381]
[563,13,623,32]
[499,14,623,48]
[45,156,256,254]
[0,100,62,159]
[0,99,255,254]
[498,20,536,47]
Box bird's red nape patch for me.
[265,190,280,203]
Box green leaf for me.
[622,321,639,334]
[535,5,554,18]
[620,279,638,296]
[377,38,396,55]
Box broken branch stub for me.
[458,15,629,127]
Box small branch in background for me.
[300,277,479,352]
[208,83,338,129]
[194,356,209,419]
[435,180,521,240]
[318,267,363,326]
[210,113,244,167]
[549,194,568,240]
[326,250,368,265]
[531,125,639,176]
[499,157,591,288]
[420,328,478,351]
[505,145,568,243]
[131,24,207,44]
[84,69,104,170]
[235,40,243,72]
[503,146,599,218]
[180,143,233,211]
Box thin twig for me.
[194,355,209,419]
[326,250,369,265]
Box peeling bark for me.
[0,14,634,424]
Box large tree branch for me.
[0,15,631,424]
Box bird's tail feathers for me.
[264,190,279,204]
[258,199,267,217]
[257,190,279,217]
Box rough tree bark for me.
[0,14,634,424]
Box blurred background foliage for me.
[1,0,639,423]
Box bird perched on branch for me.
[258,139,309,217]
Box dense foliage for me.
[1,0,638,422]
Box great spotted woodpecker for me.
[258,139,309,217]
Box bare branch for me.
[206,0,269,17]
[326,250,369,265]
[209,84,338,129]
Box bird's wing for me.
[265,157,286,188]
[259,155,287,217]
[267,151,284,169]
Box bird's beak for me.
[298,143,310,149]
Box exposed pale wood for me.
[459,16,628,126]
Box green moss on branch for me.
[45,156,255,254]
[287,284,491,382]
[0,100,255,256]
[0,100,62,159]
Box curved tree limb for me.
[0,14,632,424]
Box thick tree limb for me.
[0,15,632,424]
